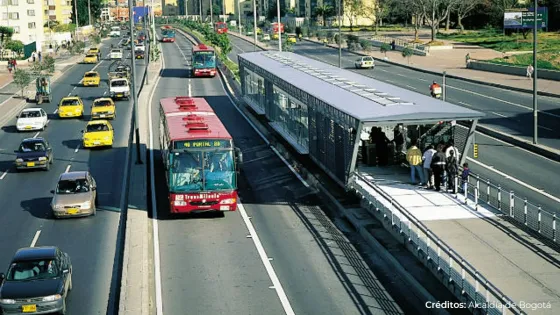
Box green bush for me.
[380,43,391,56]
[13,68,32,98]
[402,46,413,64]
[359,39,372,51]
[70,41,86,54]
[5,40,24,54]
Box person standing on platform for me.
[446,150,459,192]
[422,144,436,189]
[406,140,424,185]
[431,146,447,192]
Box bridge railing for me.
[349,172,525,315]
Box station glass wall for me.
[270,85,309,149]
[243,68,265,112]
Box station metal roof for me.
[239,51,484,123]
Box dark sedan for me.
[135,49,145,59]
[14,138,53,171]
[0,247,72,314]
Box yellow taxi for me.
[91,98,116,120]
[82,120,114,148]
[287,33,297,44]
[58,96,84,118]
[83,54,98,64]
[272,33,279,40]
[88,47,100,56]
[82,71,101,87]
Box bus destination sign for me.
[173,139,231,149]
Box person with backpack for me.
[446,150,459,193]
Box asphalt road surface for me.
[151,31,409,315]
[0,38,147,314]
[227,35,560,216]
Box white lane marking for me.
[103,91,107,96]
[459,101,472,107]
[385,79,394,83]
[491,111,508,118]
[30,230,41,247]
[466,157,560,204]
[539,125,553,131]
[65,165,71,173]
[174,40,188,61]
[0,171,7,180]
[238,202,296,315]
[74,145,80,153]
[405,84,417,90]
[67,92,71,96]
[188,79,192,97]
[53,108,58,114]
[33,132,40,138]
[149,49,164,315]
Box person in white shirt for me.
[422,144,437,189]
[445,140,459,158]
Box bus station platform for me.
[237,50,560,314]
[351,167,560,314]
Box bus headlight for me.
[220,198,236,204]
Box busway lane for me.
[227,35,560,215]
[0,40,147,315]
[154,34,286,315]
[159,31,404,315]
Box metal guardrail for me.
[349,173,525,315]
[370,35,429,53]
[459,171,558,246]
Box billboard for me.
[504,7,548,29]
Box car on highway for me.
[87,47,101,59]
[109,78,130,100]
[287,33,297,43]
[58,96,84,118]
[0,246,73,314]
[261,33,271,41]
[135,43,145,52]
[82,120,114,148]
[16,108,48,131]
[110,26,121,37]
[91,98,116,120]
[14,138,53,171]
[135,49,144,59]
[51,171,98,217]
[82,71,101,87]
[82,54,98,64]
[354,56,375,69]
[110,49,123,59]
[272,33,279,40]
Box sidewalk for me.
[228,31,560,96]
[351,168,560,314]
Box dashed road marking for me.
[0,171,7,180]
[30,230,41,247]
[33,132,40,138]
[65,165,71,173]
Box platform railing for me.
[349,173,525,315]
[456,171,558,246]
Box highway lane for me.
[0,38,147,314]
[227,35,560,215]
[152,32,405,314]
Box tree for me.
[403,0,424,41]
[72,0,102,26]
[313,5,334,27]
[266,3,286,21]
[402,46,413,64]
[13,69,33,98]
[363,0,392,34]
[5,40,24,55]
[419,0,458,41]
[380,43,391,57]
[0,26,14,44]
[31,55,56,77]
[343,0,366,31]
[456,0,484,32]
[207,4,222,17]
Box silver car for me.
[354,56,375,69]
[50,171,98,218]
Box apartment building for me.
[1,0,45,51]
[43,0,73,25]
[163,0,178,16]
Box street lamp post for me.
[88,0,92,25]
[442,71,447,101]
[74,0,79,39]
[237,0,241,35]
[199,0,202,21]
[337,0,341,68]
[210,0,214,25]
[276,0,281,51]
[532,0,538,144]
[252,0,257,51]
[128,0,142,164]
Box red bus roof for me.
[165,114,232,142]
[160,97,214,116]
[192,43,214,52]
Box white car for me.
[110,49,123,59]
[134,44,145,52]
[354,56,375,69]
[109,78,130,100]
[16,108,48,131]
[262,34,271,41]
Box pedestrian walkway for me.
[228,31,560,96]
[351,166,560,314]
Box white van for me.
[110,26,121,37]
[110,49,123,60]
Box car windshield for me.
[111,80,127,87]
[192,52,216,69]
[85,73,98,77]
[169,150,235,192]
[6,259,60,281]
[19,141,46,152]
[93,100,112,107]
[86,54,96,58]
[19,111,41,118]
[86,123,110,132]
[56,178,90,194]
[61,99,80,106]
[111,50,121,53]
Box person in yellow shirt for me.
[406,139,425,185]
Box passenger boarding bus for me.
[215,21,228,34]
[159,96,243,214]
[191,44,216,77]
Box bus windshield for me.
[169,150,235,192]
[192,51,216,69]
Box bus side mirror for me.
[234,147,243,164]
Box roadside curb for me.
[184,29,439,312]
[118,55,162,315]
[300,38,560,98]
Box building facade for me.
[1,0,45,51]
[43,0,72,25]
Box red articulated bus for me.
[159,96,243,214]
[191,44,217,77]
[215,21,228,34]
